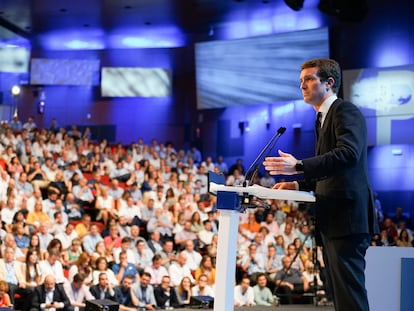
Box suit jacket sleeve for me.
[30,286,44,311]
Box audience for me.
[0,121,409,310]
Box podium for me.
[208,172,315,311]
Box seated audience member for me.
[63,273,94,311]
[68,252,93,285]
[131,272,157,311]
[0,247,31,309]
[234,277,255,307]
[275,256,310,305]
[174,221,197,251]
[92,257,118,287]
[30,275,72,311]
[144,254,169,286]
[181,240,202,272]
[91,241,114,266]
[63,238,83,268]
[112,237,135,265]
[90,272,116,301]
[114,275,137,311]
[154,275,181,309]
[38,249,66,283]
[112,251,139,283]
[74,214,92,240]
[146,230,163,255]
[22,248,43,289]
[194,255,216,287]
[168,251,195,287]
[55,223,78,252]
[240,243,266,284]
[82,224,103,256]
[253,273,274,306]
[174,276,192,306]
[191,274,214,298]
[133,239,154,273]
[0,280,12,308]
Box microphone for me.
[240,126,286,211]
[243,126,286,187]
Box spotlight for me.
[284,0,304,11]
[10,85,21,96]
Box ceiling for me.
[0,0,287,49]
[0,0,369,49]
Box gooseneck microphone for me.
[243,126,286,187]
[240,126,286,211]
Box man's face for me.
[44,277,56,291]
[4,248,14,262]
[122,278,133,290]
[73,280,83,290]
[300,67,327,106]
[257,276,267,287]
[241,278,250,290]
[99,275,109,287]
[141,275,150,287]
[161,277,170,290]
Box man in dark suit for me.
[30,275,73,311]
[89,272,116,301]
[264,58,378,311]
[154,275,181,309]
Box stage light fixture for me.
[284,0,304,11]
[318,0,368,22]
[11,85,21,96]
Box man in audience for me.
[39,249,66,283]
[154,275,181,309]
[275,255,310,305]
[234,277,255,307]
[63,273,94,311]
[30,275,72,311]
[144,254,169,286]
[168,251,195,287]
[89,272,116,301]
[131,272,157,311]
[253,273,274,306]
[114,275,137,311]
[0,247,31,309]
[112,251,139,283]
[82,223,103,256]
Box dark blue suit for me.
[299,99,378,311]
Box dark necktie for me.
[141,286,147,303]
[315,112,322,139]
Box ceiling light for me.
[284,0,304,11]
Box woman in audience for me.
[91,256,118,287]
[190,211,203,234]
[26,200,51,231]
[21,248,42,289]
[68,251,93,285]
[194,255,216,288]
[207,234,218,265]
[396,229,412,247]
[95,185,117,227]
[63,238,83,268]
[91,240,114,267]
[12,210,30,236]
[175,276,192,306]
[28,233,42,257]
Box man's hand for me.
[263,150,298,175]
